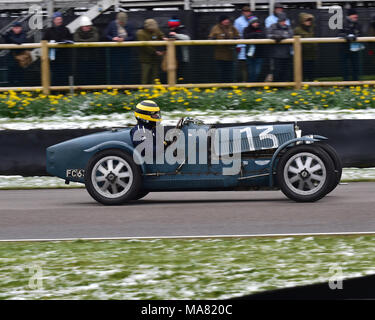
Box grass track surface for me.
[1,236,375,299]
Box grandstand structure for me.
[0,1,372,35]
[0,0,373,12]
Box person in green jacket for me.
[136,19,165,84]
[73,16,100,85]
[208,16,240,83]
[294,12,318,81]
[73,16,100,42]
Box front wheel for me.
[85,149,142,205]
[276,145,335,202]
[315,141,342,194]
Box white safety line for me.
[1,231,375,242]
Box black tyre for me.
[133,190,150,200]
[315,141,342,194]
[85,149,142,205]
[276,144,336,202]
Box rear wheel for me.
[85,149,142,205]
[276,145,335,202]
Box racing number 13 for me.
[240,126,279,151]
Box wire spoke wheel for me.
[91,155,133,199]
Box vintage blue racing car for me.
[46,117,342,205]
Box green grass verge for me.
[1,236,375,300]
[2,85,375,118]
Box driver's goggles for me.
[150,111,161,119]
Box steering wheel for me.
[175,117,185,129]
[164,117,185,149]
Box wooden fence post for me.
[40,40,51,95]
[166,40,177,87]
[293,35,303,90]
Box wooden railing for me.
[1,36,375,94]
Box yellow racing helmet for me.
[134,100,161,124]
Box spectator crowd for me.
[210,4,365,83]
[0,4,370,86]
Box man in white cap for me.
[73,16,99,42]
[73,16,100,85]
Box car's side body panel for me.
[46,122,327,191]
[213,124,294,156]
[46,129,134,183]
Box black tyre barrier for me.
[0,129,102,176]
[231,274,375,300]
[297,120,375,168]
[0,120,374,176]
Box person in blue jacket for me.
[234,6,254,82]
[265,2,291,29]
[244,17,267,82]
[105,12,136,84]
[105,12,135,42]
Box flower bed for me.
[1,85,375,118]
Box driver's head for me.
[134,100,161,127]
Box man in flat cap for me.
[4,22,29,85]
[267,13,293,82]
[265,3,290,29]
[209,16,240,83]
[338,8,364,81]
[42,12,73,86]
[136,19,165,84]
